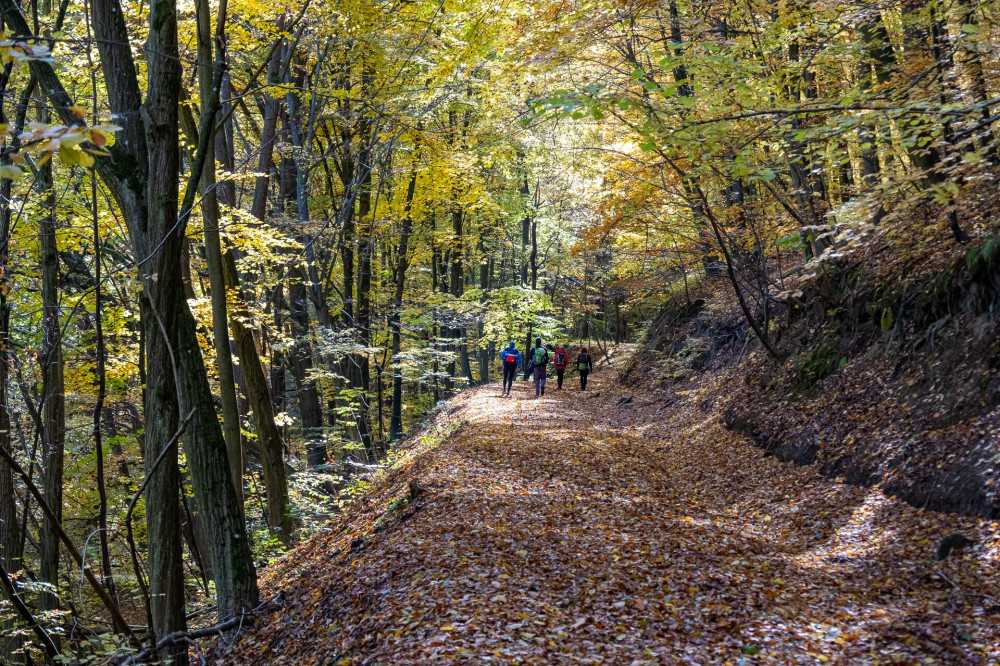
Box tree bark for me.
[355,140,374,457]
[0,127,24,666]
[389,169,416,442]
[140,0,189,655]
[38,147,65,622]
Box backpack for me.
[577,354,590,371]
[533,346,548,366]
[555,350,567,368]
[503,350,518,363]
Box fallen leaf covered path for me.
[226,372,1000,664]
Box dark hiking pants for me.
[580,371,589,390]
[502,362,517,393]
[556,368,565,388]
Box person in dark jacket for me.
[530,337,549,397]
[498,341,522,396]
[553,345,568,389]
[576,348,593,390]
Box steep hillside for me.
[624,234,1000,519]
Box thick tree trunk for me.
[141,0,189,657]
[176,300,260,623]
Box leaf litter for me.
[223,372,1000,664]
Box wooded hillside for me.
[0,0,997,662]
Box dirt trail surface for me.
[225,372,1000,664]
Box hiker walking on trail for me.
[531,338,549,397]
[576,348,593,390]
[554,345,568,389]
[499,341,521,396]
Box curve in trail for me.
[227,371,1000,665]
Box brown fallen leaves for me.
[222,372,1000,665]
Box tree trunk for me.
[38,149,65,622]
[519,162,530,286]
[355,143,374,458]
[0,146,25,666]
[287,265,327,466]
[222,251,292,543]
[251,14,285,221]
[389,170,416,442]
[140,0,189,655]
[195,0,243,510]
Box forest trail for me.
[227,372,1000,665]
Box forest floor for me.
[224,369,1000,665]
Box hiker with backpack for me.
[576,348,593,390]
[530,337,549,397]
[554,345,568,389]
[498,341,522,397]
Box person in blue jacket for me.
[499,341,522,396]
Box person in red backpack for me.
[554,345,568,389]
[498,341,522,396]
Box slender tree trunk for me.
[203,27,293,532]
[194,0,243,510]
[0,141,25,666]
[222,252,292,542]
[251,14,285,221]
[38,146,65,622]
[529,216,538,289]
[288,264,327,466]
[519,161,530,286]
[389,170,416,441]
[91,171,116,601]
[355,143,374,458]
